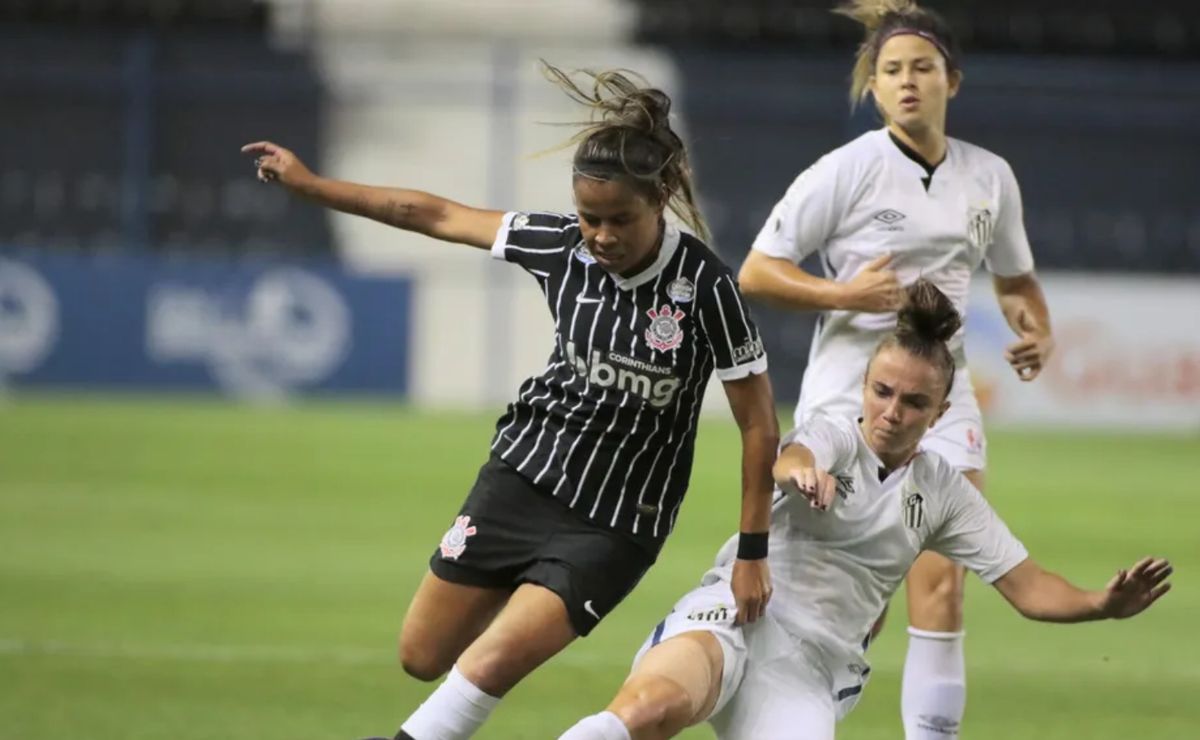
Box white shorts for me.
[632,582,839,740]
[798,356,987,472]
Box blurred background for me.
[1,1,1197,739]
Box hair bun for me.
[896,279,961,343]
[598,78,675,149]
[834,0,920,31]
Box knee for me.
[610,675,695,735]
[398,636,452,682]
[455,648,519,697]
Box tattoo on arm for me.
[383,198,417,229]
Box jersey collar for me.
[610,222,682,291]
[879,127,949,190]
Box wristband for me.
[737,531,769,560]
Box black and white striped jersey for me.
[488,210,768,553]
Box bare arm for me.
[993,272,1055,381]
[993,557,1172,623]
[242,141,504,249]
[721,371,780,624]
[738,250,904,313]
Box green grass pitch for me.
[1,395,1196,739]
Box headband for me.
[876,27,954,66]
[572,157,672,184]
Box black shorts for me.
[429,455,654,636]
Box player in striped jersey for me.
[737,2,1057,736]
[560,282,1171,740]
[243,63,779,740]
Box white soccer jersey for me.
[701,414,1028,703]
[751,128,1035,431]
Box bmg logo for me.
[147,268,350,399]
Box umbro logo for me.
[872,209,906,231]
[835,473,855,500]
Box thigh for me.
[632,581,748,721]
[399,571,509,673]
[455,582,578,697]
[710,647,836,740]
[610,631,727,735]
[404,455,552,672]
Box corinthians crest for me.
[439,515,477,560]
[645,304,686,351]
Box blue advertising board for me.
[0,251,410,398]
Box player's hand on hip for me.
[840,253,904,313]
[732,558,772,625]
[1099,557,1172,619]
[778,465,836,511]
[1004,310,1055,381]
[241,141,315,190]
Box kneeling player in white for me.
[559,280,1172,740]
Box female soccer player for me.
[560,281,1171,740]
[243,64,779,740]
[736,2,1056,735]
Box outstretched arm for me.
[242,141,504,249]
[993,556,1172,623]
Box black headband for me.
[876,27,955,67]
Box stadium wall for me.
[0,252,411,399]
[965,274,1200,432]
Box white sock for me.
[558,711,632,740]
[400,665,500,740]
[901,627,966,740]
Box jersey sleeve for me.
[983,160,1036,277]
[490,211,577,277]
[928,467,1030,583]
[781,414,858,472]
[749,150,856,264]
[696,272,768,381]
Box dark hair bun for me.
[896,279,961,343]
[607,83,672,135]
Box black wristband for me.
[737,531,769,560]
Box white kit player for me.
[558,281,1172,740]
[737,2,1056,737]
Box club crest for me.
[645,304,686,351]
[902,491,925,529]
[967,206,994,249]
[439,515,477,560]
